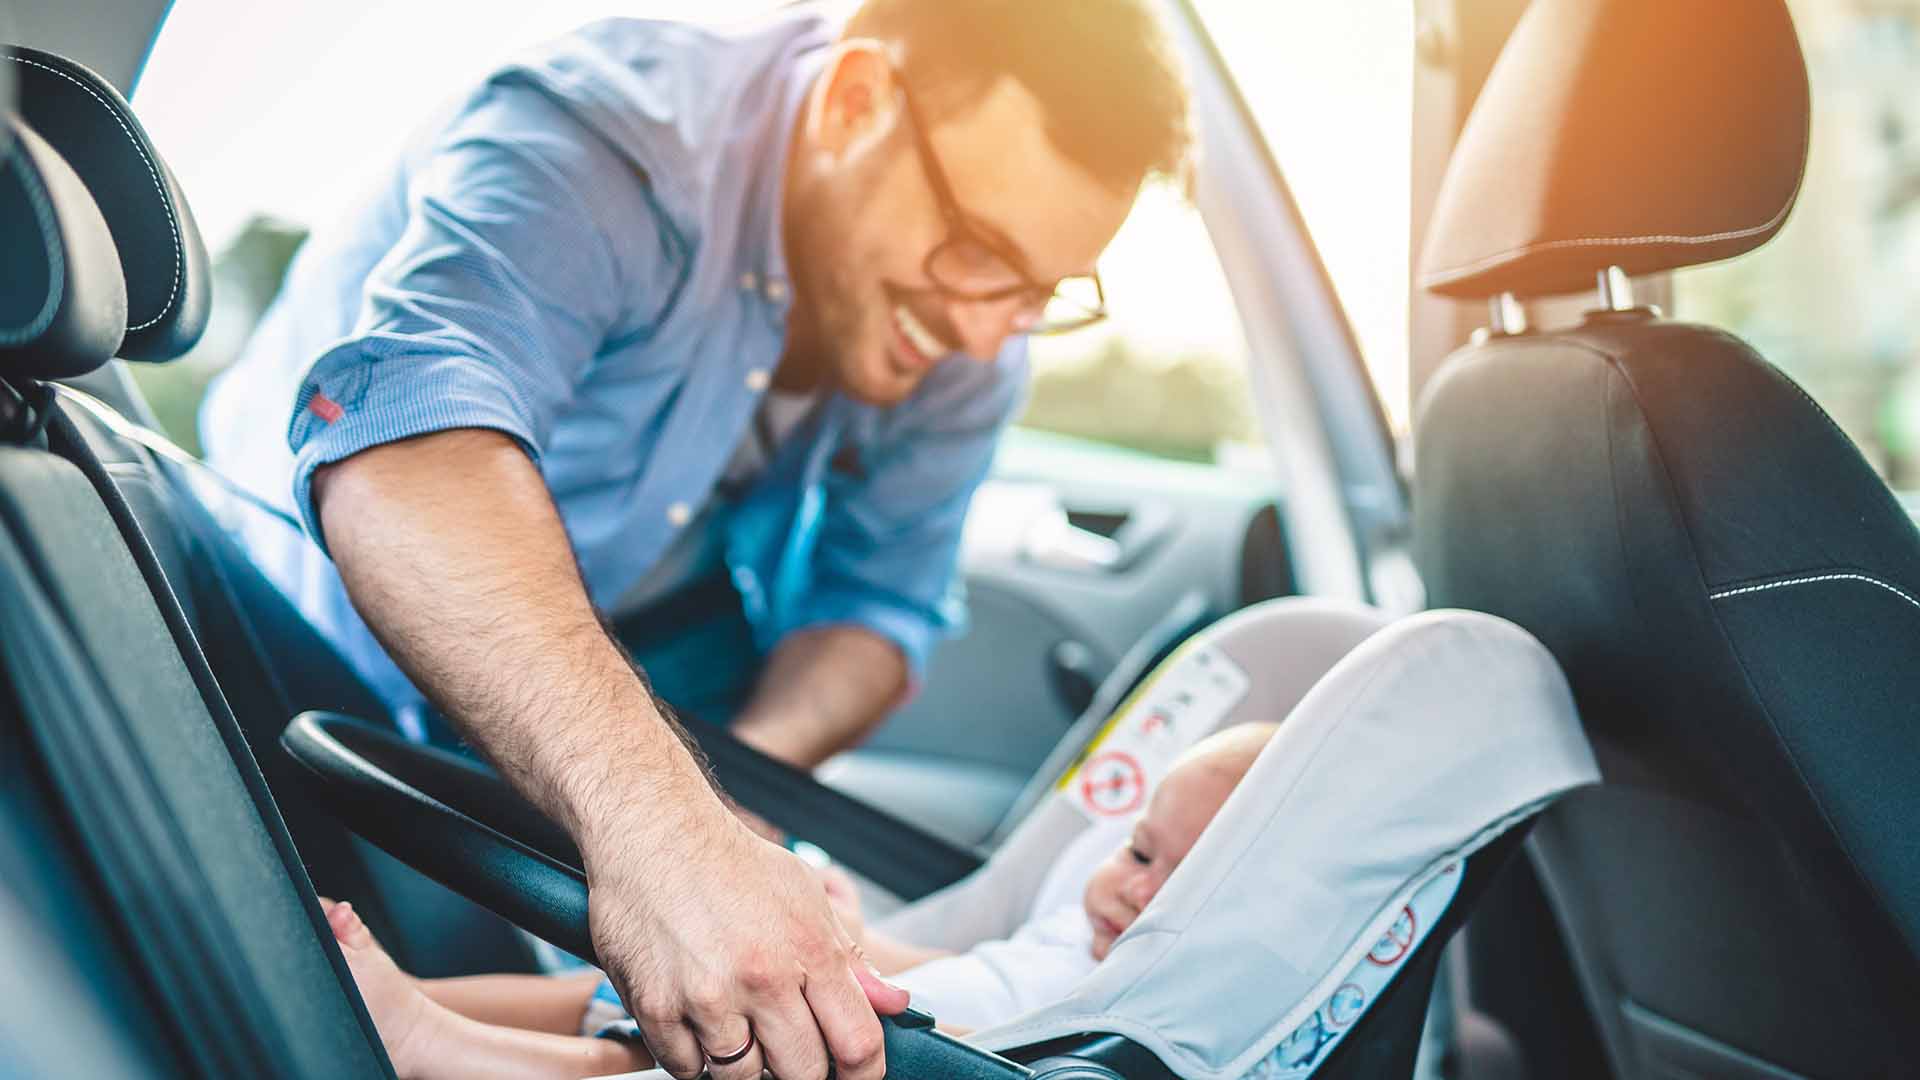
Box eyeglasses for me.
[895,72,1108,336]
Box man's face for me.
[783,48,1135,406]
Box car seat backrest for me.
[1414,1,1920,1075]
[9,42,543,980]
[1,86,392,1074]
[0,444,393,1077]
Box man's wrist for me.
[555,693,732,865]
[576,778,736,881]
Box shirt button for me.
[764,279,789,303]
[745,368,771,392]
[666,501,692,527]
[739,271,759,292]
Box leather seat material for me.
[1416,320,1920,1073]
[8,46,211,361]
[1419,0,1808,300]
[1533,789,1906,1078]
[0,445,392,1075]
[1,117,126,378]
[51,400,540,977]
[3,36,532,979]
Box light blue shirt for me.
[199,10,1028,715]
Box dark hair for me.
[845,0,1193,192]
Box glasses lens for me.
[1034,275,1106,334]
[927,236,1024,293]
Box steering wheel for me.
[279,711,1134,1080]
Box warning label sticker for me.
[1060,642,1251,823]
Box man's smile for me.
[882,283,957,376]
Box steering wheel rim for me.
[278,711,1042,1080]
[281,711,595,960]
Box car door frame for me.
[1166,0,1412,614]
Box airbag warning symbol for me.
[1079,751,1147,816]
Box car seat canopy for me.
[893,602,1599,1078]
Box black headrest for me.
[1,113,127,379]
[1419,0,1809,301]
[6,47,209,360]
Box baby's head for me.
[1082,722,1276,960]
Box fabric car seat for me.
[5,44,541,980]
[1412,0,1920,1075]
[880,597,1598,1078]
[0,95,393,1074]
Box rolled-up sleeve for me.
[796,343,1029,674]
[285,84,676,550]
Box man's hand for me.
[313,430,906,1080]
[587,796,908,1080]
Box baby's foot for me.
[324,899,445,1079]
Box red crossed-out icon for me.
[1079,750,1147,816]
[1368,906,1417,966]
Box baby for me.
[827,722,1278,1033]
[331,723,1276,1077]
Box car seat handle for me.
[278,711,1035,1080]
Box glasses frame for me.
[894,70,1109,335]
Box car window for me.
[1020,184,1267,468]
[1191,0,1415,433]
[1674,0,1920,491]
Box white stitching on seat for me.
[1422,90,1812,291]
[3,55,181,332]
[1421,199,1795,288]
[1709,572,1920,613]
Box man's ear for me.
[806,39,899,160]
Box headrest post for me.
[1490,293,1528,336]
[1596,267,1635,312]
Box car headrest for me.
[1,113,128,380]
[1418,0,1809,301]
[6,47,209,360]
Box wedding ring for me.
[704,1029,756,1066]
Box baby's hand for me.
[816,863,867,946]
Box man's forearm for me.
[312,429,723,848]
[731,625,910,768]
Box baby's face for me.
[1081,757,1237,961]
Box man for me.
[202,1,1191,1076]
